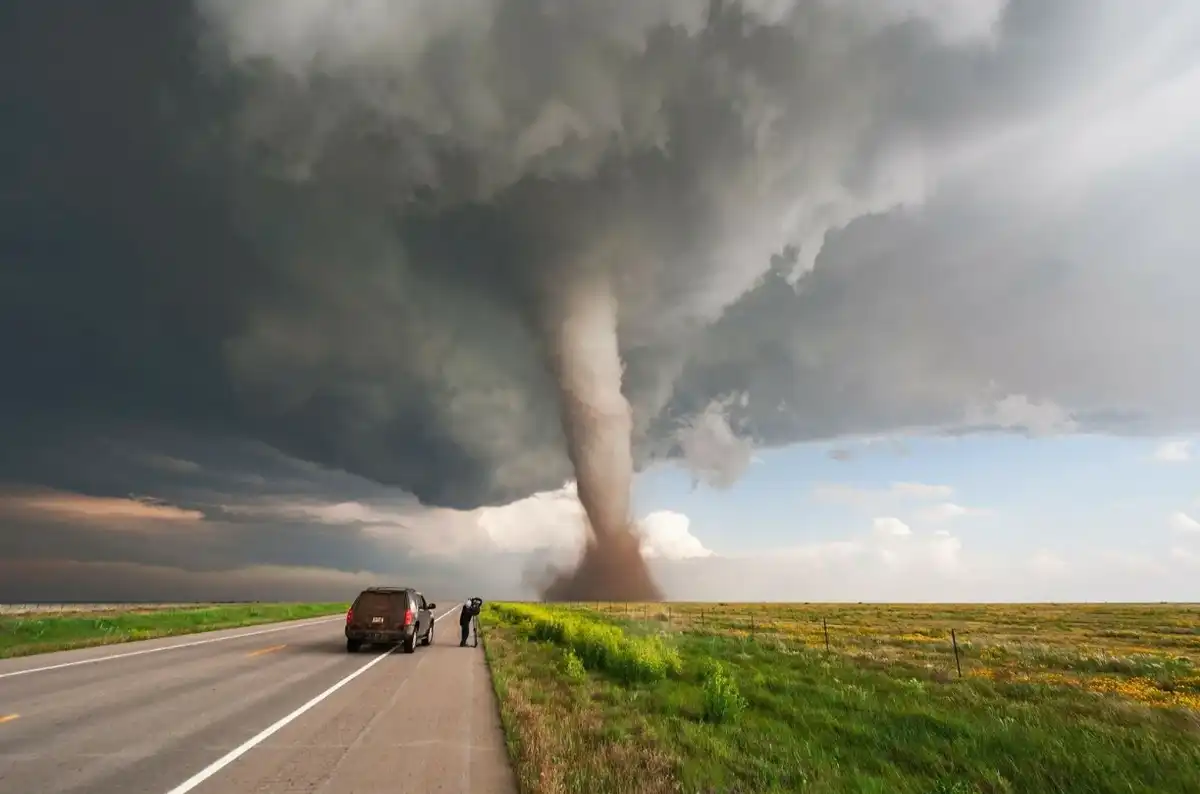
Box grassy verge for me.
[483,603,1200,794]
[0,602,348,658]
[482,606,680,794]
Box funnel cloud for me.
[542,275,663,599]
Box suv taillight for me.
[403,608,413,626]
[346,608,353,625]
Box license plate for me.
[371,616,384,624]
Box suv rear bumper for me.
[345,625,416,644]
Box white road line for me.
[0,616,344,680]
[163,607,461,794]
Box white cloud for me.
[215,488,570,557]
[476,486,713,561]
[474,483,586,553]
[929,532,964,572]
[219,495,486,557]
[1169,511,1200,532]
[872,516,912,537]
[225,481,713,562]
[637,511,714,560]
[350,507,489,558]
[1153,440,1193,463]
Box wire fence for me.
[546,601,1200,688]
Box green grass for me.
[493,602,682,684]
[0,602,349,658]
[482,603,1200,794]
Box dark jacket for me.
[459,599,482,625]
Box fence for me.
[547,601,1200,684]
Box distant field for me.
[0,602,217,615]
[481,602,1200,794]
[0,602,349,658]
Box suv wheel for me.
[421,621,434,647]
[402,631,417,654]
[346,638,362,653]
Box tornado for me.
[539,276,663,602]
[184,0,1018,604]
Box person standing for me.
[459,597,483,646]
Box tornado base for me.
[541,526,664,602]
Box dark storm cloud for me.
[3,0,1200,525]
[0,459,528,601]
[0,469,534,601]
[0,488,390,576]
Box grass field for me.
[0,602,349,658]
[481,602,1200,794]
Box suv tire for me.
[402,631,417,654]
[421,622,434,647]
[346,638,362,653]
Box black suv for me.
[344,587,436,653]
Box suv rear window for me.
[355,592,393,611]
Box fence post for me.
[823,617,830,652]
[951,629,963,678]
[667,606,672,628]
[750,614,755,637]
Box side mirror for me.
[427,603,437,610]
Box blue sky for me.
[634,434,1199,564]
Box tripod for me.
[471,614,480,647]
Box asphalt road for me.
[0,605,516,794]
